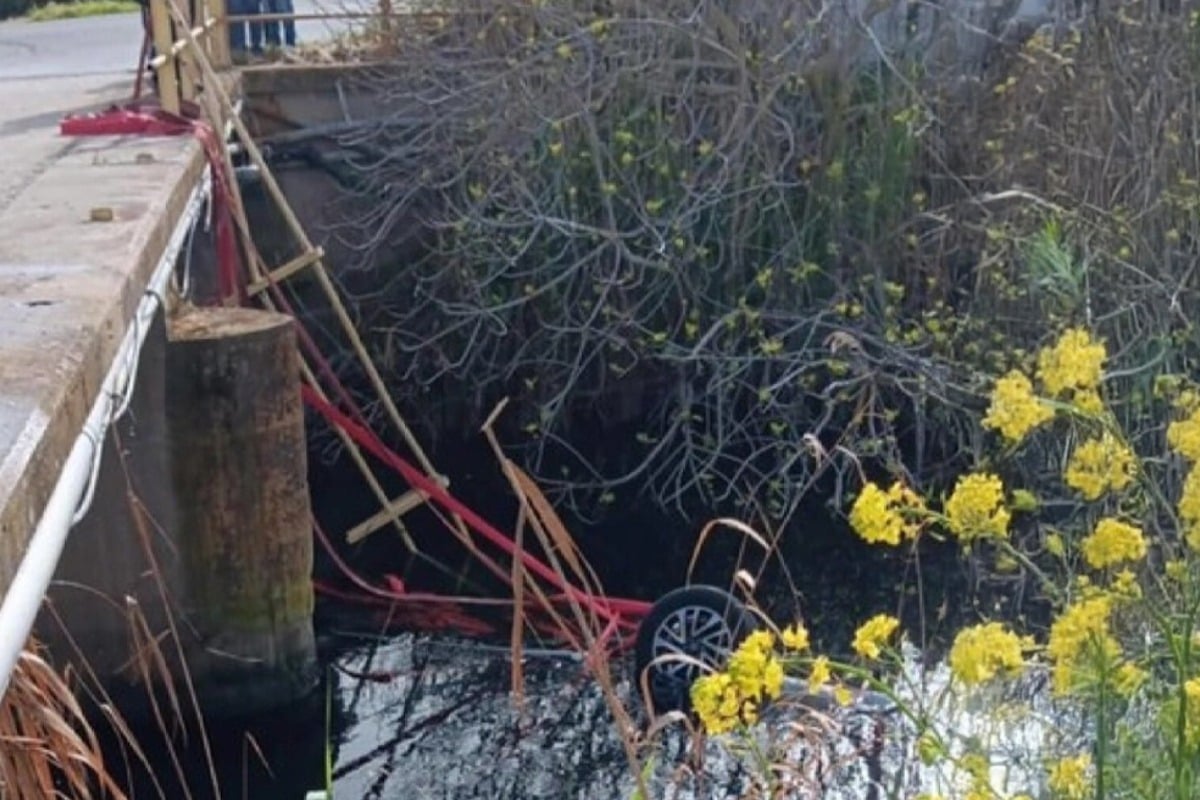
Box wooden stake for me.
[167,28,434,558]
[344,478,450,545]
[165,2,483,570]
[149,0,179,115]
[206,0,230,68]
[245,247,324,298]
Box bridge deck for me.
[0,68,210,594]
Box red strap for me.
[59,104,243,305]
[300,385,649,628]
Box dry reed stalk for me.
[0,640,126,800]
[479,402,650,798]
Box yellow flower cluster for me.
[1169,408,1200,551]
[1047,595,1119,695]
[1070,388,1104,416]
[780,623,809,651]
[1110,568,1142,600]
[948,622,1027,685]
[1047,753,1092,800]
[1064,432,1136,501]
[852,613,900,660]
[807,655,831,693]
[848,481,927,546]
[1168,406,1200,461]
[1184,678,1200,748]
[1080,517,1146,570]
[1112,661,1147,696]
[961,752,993,800]
[689,673,743,735]
[945,473,1011,542]
[690,630,784,735]
[983,370,1055,442]
[1181,467,1200,552]
[981,328,1109,446]
[1037,328,1106,398]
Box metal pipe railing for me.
[0,169,213,701]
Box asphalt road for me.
[0,1,358,80]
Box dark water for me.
[102,427,974,799]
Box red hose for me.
[301,385,650,630]
[60,103,653,649]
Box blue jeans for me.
[250,0,296,48]
[226,0,254,52]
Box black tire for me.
[634,584,758,715]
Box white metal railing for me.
[0,170,213,699]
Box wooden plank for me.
[207,0,231,68]
[149,0,179,115]
[345,477,450,544]
[245,247,325,297]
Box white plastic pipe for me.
[0,166,212,699]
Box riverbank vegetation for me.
[332,0,1200,538]
[315,0,1200,795]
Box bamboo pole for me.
[206,0,230,68]
[244,247,324,297]
[149,0,179,115]
[165,3,490,568]
[170,49,431,556]
[167,0,442,484]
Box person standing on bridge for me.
[249,0,297,53]
[266,0,297,49]
[226,0,256,61]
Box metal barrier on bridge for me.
[146,0,230,115]
[144,0,406,117]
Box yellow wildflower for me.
[1180,465,1200,527]
[1037,328,1106,397]
[961,752,992,800]
[1011,488,1039,512]
[726,630,784,704]
[1070,387,1105,416]
[808,655,831,693]
[1111,569,1142,600]
[1047,753,1092,800]
[1045,531,1066,558]
[1080,517,1146,570]
[780,623,810,651]
[833,685,853,706]
[1064,433,1136,500]
[916,732,943,765]
[982,370,1054,442]
[1113,662,1146,696]
[690,672,743,734]
[1185,678,1200,748]
[691,631,785,734]
[944,473,1011,542]
[1168,406,1200,461]
[1166,559,1188,581]
[848,481,926,546]
[852,613,900,660]
[1047,595,1119,695]
[948,622,1027,685]
[1189,526,1200,553]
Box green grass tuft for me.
[27,0,139,21]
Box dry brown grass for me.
[0,640,126,800]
